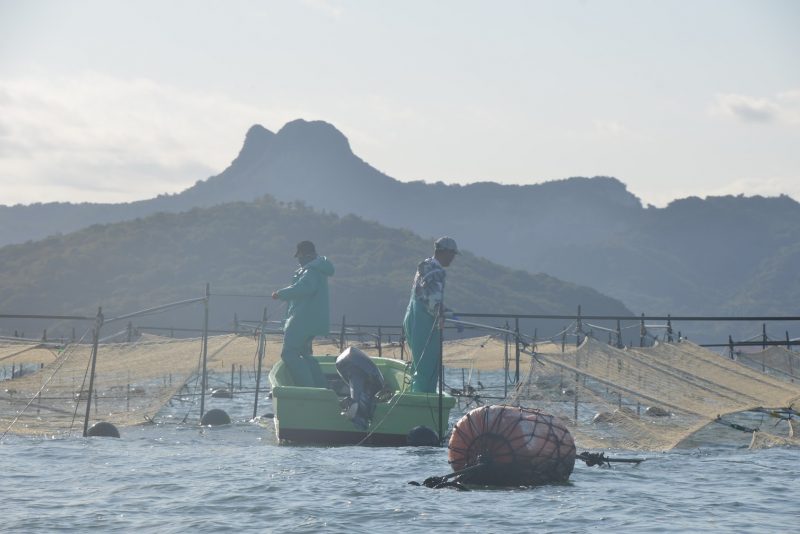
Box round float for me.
[406,425,439,446]
[448,405,576,486]
[87,421,120,438]
[201,408,231,426]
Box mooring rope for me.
[410,450,645,490]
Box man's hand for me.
[271,291,279,300]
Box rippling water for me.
[3,376,799,533]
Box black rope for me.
[408,455,491,490]
[576,452,645,467]
[715,415,759,434]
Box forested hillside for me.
[0,196,630,337]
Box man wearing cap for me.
[403,236,458,393]
[272,241,335,387]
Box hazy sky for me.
[1,0,798,206]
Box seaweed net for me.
[735,346,800,383]
[0,334,260,437]
[443,336,800,451]
[5,327,798,450]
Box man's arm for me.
[421,269,446,317]
[274,271,320,300]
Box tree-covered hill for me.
[0,196,631,337]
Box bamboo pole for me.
[438,307,444,446]
[82,307,103,437]
[199,283,210,420]
[339,315,346,352]
[504,321,509,398]
[514,317,520,384]
[253,307,267,419]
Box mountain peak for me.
[231,124,275,167]
[245,123,274,142]
[275,119,353,156]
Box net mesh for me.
[3,330,799,449]
[442,336,800,451]
[735,346,800,382]
[0,334,260,436]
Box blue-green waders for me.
[403,297,441,393]
[275,256,334,388]
[280,326,327,388]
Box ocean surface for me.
[2,369,799,533]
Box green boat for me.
[268,354,456,446]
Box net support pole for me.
[200,283,210,420]
[640,313,646,347]
[253,307,267,419]
[82,307,104,437]
[504,321,509,398]
[514,318,520,384]
[667,315,673,343]
[377,326,382,357]
[339,315,346,352]
[438,306,444,446]
[573,351,580,424]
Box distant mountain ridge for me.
[2,119,799,322]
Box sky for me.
[0,0,798,207]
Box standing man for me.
[403,236,458,393]
[272,240,334,387]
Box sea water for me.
[2,370,799,533]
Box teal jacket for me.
[276,256,335,337]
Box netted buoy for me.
[406,425,439,446]
[645,406,670,417]
[448,405,576,486]
[87,421,120,438]
[201,408,231,426]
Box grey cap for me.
[434,236,459,254]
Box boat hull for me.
[269,355,455,446]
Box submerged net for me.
[443,336,800,451]
[4,327,799,450]
[0,334,259,437]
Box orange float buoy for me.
[448,405,576,486]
